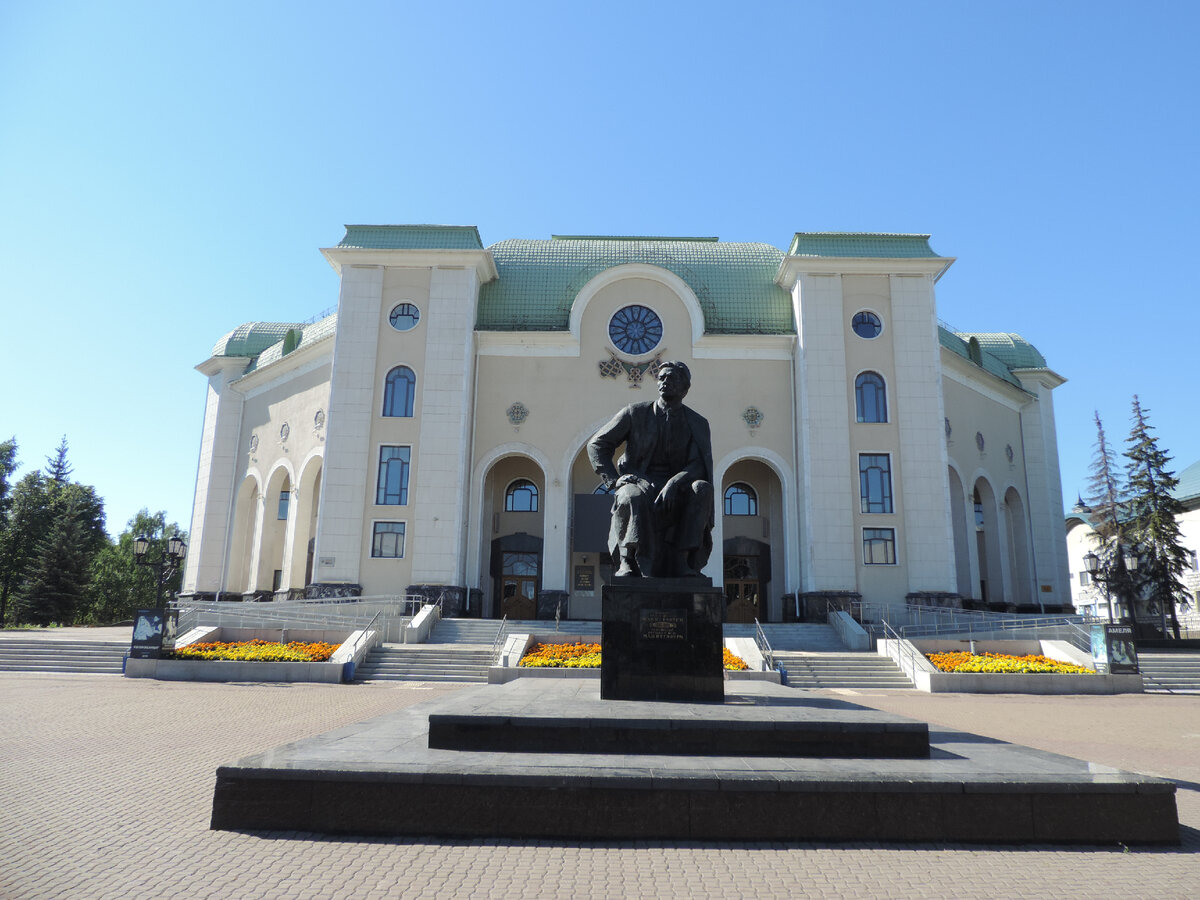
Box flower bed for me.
[166,639,339,663]
[926,650,1093,675]
[518,641,750,671]
[518,642,602,668]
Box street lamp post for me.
[1082,550,1109,622]
[134,534,188,608]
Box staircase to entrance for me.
[0,637,127,675]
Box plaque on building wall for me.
[638,608,687,641]
[573,565,595,594]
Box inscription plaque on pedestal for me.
[601,579,724,702]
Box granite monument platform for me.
[601,578,724,702]
[211,679,1179,844]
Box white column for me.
[1014,372,1071,606]
[793,274,856,590]
[313,265,384,585]
[183,358,247,594]
[410,267,479,584]
[890,275,957,592]
[542,475,569,592]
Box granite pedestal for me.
[601,578,724,702]
[211,680,1180,844]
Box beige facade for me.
[182,226,1071,621]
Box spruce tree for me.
[1085,412,1130,621]
[1124,396,1189,638]
[19,494,90,625]
[44,436,73,483]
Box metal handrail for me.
[879,618,925,685]
[342,611,383,659]
[490,615,509,665]
[753,618,776,672]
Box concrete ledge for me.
[918,671,1144,694]
[125,657,349,683]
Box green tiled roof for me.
[476,238,795,334]
[244,314,337,374]
[938,327,1024,388]
[1174,458,1200,504]
[337,225,483,251]
[212,322,305,358]
[787,233,943,258]
[960,332,1048,370]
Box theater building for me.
[181,225,1070,620]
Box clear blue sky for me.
[2,1,1197,538]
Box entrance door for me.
[500,551,539,619]
[724,555,761,623]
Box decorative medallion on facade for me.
[742,407,764,429]
[248,434,259,453]
[598,351,664,388]
[506,402,529,426]
[944,418,952,439]
[975,431,985,452]
[1005,443,1015,463]
[280,423,290,442]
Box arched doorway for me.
[1004,486,1033,607]
[227,474,260,595]
[482,456,546,618]
[721,460,782,622]
[973,478,1005,606]
[947,467,972,597]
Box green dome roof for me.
[212,322,305,358]
[958,333,1048,369]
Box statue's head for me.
[656,360,691,402]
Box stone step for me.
[775,652,913,689]
[0,640,127,675]
[1136,652,1200,692]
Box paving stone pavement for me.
[1,674,1198,900]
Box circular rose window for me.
[608,305,663,355]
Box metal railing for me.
[878,618,927,685]
[490,615,509,665]
[171,599,413,643]
[753,619,776,672]
[341,611,384,659]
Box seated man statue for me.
[587,360,714,578]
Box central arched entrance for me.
[482,456,546,618]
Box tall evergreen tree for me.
[0,437,16,518]
[1085,411,1132,622]
[1124,396,1190,638]
[18,493,90,625]
[0,472,52,625]
[45,436,73,483]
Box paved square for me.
[2,674,1198,899]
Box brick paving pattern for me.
[1,673,1198,900]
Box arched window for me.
[593,481,614,495]
[382,366,416,417]
[723,483,758,516]
[505,479,538,512]
[855,372,887,423]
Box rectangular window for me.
[1079,571,1090,586]
[863,528,896,565]
[272,569,282,591]
[277,490,290,520]
[1189,550,1198,571]
[372,522,406,558]
[376,446,411,505]
[859,454,893,514]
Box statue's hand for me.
[614,474,638,488]
[655,473,688,513]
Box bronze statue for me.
[587,361,714,578]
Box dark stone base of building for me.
[601,578,724,702]
[210,680,1180,844]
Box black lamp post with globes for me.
[134,534,187,608]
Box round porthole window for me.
[608,305,663,356]
[389,303,420,331]
[852,311,882,339]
